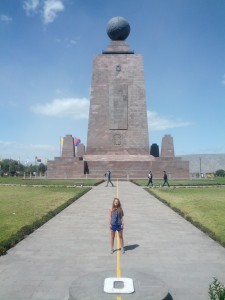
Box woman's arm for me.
[109,209,112,228]
[121,209,124,228]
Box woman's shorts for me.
[111,224,123,232]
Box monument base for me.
[47,154,189,179]
[47,157,85,179]
[84,155,189,179]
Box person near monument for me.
[162,171,170,187]
[109,197,125,254]
[147,170,153,187]
[105,169,114,187]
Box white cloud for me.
[148,111,193,131]
[30,97,89,119]
[23,0,40,15]
[0,140,16,147]
[43,0,64,24]
[55,37,78,48]
[70,39,77,45]
[222,74,225,85]
[0,14,12,23]
[23,0,64,24]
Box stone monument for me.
[47,17,189,179]
[86,17,149,156]
[161,135,175,158]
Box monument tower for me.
[83,16,156,178]
[86,16,149,156]
[47,17,189,179]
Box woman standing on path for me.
[109,198,125,254]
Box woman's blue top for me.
[111,209,123,226]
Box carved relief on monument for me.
[116,64,121,72]
[109,84,128,130]
[113,133,122,146]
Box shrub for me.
[209,277,225,300]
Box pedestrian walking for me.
[109,197,125,254]
[162,171,170,187]
[105,170,114,187]
[147,170,153,187]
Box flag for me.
[74,137,81,146]
[60,137,64,155]
[61,137,64,148]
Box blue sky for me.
[1,0,225,163]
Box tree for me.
[38,163,46,175]
[215,169,225,177]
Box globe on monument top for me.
[107,16,130,41]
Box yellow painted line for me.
[116,231,121,277]
[116,232,122,300]
[116,244,122,299]
[116,178,122,300]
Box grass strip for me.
[146,187,225,248]
[132,177,225,186]
[0,187,91,255]
[0,177,103,186]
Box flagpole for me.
[35,156,37,177]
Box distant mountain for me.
[179,154,225,174]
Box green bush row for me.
[0,188,91,256]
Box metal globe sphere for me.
[106,17,130,41]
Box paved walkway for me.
[0,181,225,299]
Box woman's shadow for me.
[124,244,139,251]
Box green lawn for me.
[0,177,101,186]
[148,187,225,246]
[134,177,225,186]
[0,186,90,254]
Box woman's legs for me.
[111,229,125,253]
[111,230,115,251]
[118,230,124,249]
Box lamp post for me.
[199,157,202,176]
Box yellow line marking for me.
[116,232,122,300]
[116,231,121,277]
